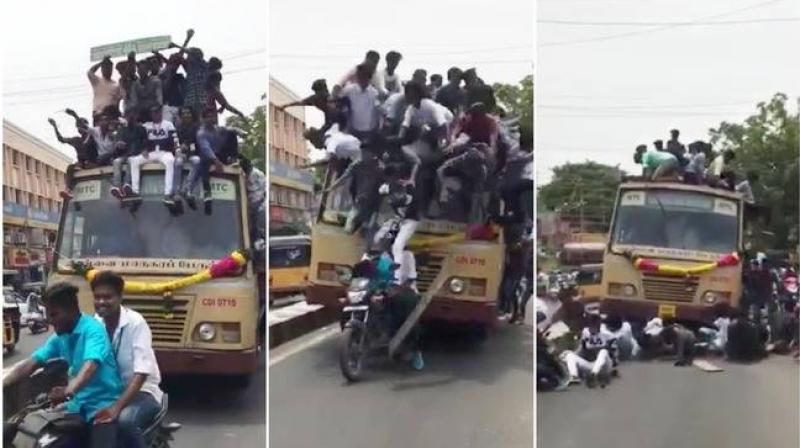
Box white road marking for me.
[269,325,339,366]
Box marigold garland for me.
[74,250,248,294]
[633,252,740,276]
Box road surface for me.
[3,329,266,448]
[269,310,534,448]
[537,356,800,448]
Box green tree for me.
[225,94,266,173]
[493,75,533,138]
[537,161,624,231]
[709,93,799,249]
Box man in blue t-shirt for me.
[3,282,124,447]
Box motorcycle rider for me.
[91,271,164,448]
[3,282,123,447]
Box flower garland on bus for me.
[633,252,740,276]
[72,250,248,294]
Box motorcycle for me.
[338,272,394,382]
[536,313,570,391]
[4,361,180,448]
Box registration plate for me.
[342,305,369,312]
[658,304,677,319]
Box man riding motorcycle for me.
[92,271,164,448]
[3,282,124,447]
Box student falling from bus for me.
[373,174,421,285]
[562,313,618,388]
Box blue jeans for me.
[112,157,132,188]
[118,392,161,448]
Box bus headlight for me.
[608,283,637,297]
[197,323,216,342]
[702,291,731,304]
[449,278,466,294]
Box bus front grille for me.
[642,275,697,303]
[415,252,447,294]
[123,297,190,346]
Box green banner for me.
[90,35,172,61]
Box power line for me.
[270,46,532,60]
[538,17,798,26]
[540,0,786,47]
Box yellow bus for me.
[601,181,744,323]
[269,235,311,304]
[48,164,260,382]
[305,166,506,330]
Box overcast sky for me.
[269,0,534,127]
[537,0,800,183]
[2,0,266,158]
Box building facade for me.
[268,77,315,232]
[2,120,71,285]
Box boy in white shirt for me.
[562,313,618,387]
[127,106,177,205]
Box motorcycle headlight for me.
[348,278,370,292]
[702,291,730,304]
[347,290,367,304]
[197,323,216,341]
[336,266,353,284]
[449,278,466,294]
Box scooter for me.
[4,361,181,448]
[27,304,47,335]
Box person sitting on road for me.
[2,282,124,448]
[91,271,163,448]
[562,313,618,388]
[634,144,679,180]
[127,106,178,206]
[661,322,696,366]
[601,315,640,361]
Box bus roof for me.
[619,181,744,201]
[73,163,243,178]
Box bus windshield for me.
[57,173,243,264]
[612,190,738,254]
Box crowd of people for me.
[280,50,533,316]
[537,256,800,391]
[633,129,756,203]
[49,30,262,216]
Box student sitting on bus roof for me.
[634,144,679,180]
[706,149,735,188]
[109,108,148,201]
[180,108,228,206]
[126,106,178,206]
[48,115,98,201]
[683,141,709,185]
